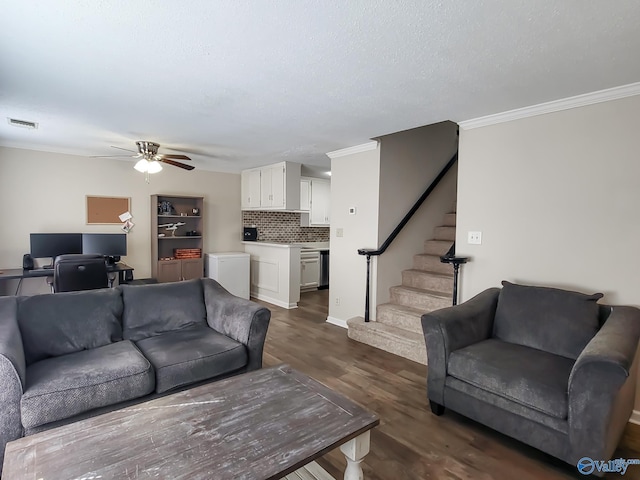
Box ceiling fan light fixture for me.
[147,160,163,173]
[134,158,150,172]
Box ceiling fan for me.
[93,141,194,182]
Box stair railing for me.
[358,152,458,322]
[439,242,468,306]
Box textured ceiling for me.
[1,1,639,172]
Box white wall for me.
[376,122,458,305]
[457,94,640,408]
[328,146,380,323]
[0,147,242,294]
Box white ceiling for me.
[1,1,639,173]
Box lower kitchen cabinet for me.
[157,258,204,283]
[300,251,320,291]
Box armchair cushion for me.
[493,281,602,359]
[448,338,575,419]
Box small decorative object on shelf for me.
[158,201,174,215]
[192,207,200,215]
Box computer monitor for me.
[82,233,127,263]
[30,233,83,268]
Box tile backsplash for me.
[243,211,329,243]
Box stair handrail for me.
[357,151,458,322]
[439,242,468,306]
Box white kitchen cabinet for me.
[241,169,261,209]
[310,179,330,225]
[300,178,311,211]
[241,161,301,210]
[300,251,320,291]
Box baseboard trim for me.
[250,293,297,309]
[629,410,640,425]
[459,81,640,130]
[326,316,348,329]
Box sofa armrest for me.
[420,288,499,404]
[201,278,271,371]
[0,296,26,468]
[568,305,640,462]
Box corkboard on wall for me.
[86,196,130,224]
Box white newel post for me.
[339,431,371,480]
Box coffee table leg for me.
[339,431,370,480]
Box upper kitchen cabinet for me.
[241,161,301,210]
[300,177,331,227]
[300,178,311,211]
[241,169,261,209]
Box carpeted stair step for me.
[423,240,453,256]
[402,269,453,295]
[433,226,456,241]
[347,317,427,365]
[390,285,452,311]
[413,254,455,275]
[376,303,426,334]
[443,213,456,226]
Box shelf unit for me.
[151,194,205,283]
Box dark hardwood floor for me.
[259,290,640,480]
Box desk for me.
[0,263,134,295]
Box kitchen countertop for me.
[242,241,329,251]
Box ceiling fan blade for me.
[111,145,137,153]
[157,154,192,160]
[160,158,195,170]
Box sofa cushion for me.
[135,324,247,393]
[21,340,154,429]
[121,279,207,342]
[493,281,603,359]
[17,288,123,366]
[448,338,575,419]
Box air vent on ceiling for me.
[7,118,38,129]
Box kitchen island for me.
[242,241,329,309]
[243,241,302,308]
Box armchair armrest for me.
[421,288,499,404]
[201,278,271,371]
[0,296,26,468]
[568,305,640,462]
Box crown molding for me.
[459,82,640,130]
[326,141,378,159]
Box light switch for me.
[336,228,344,238]
[468,231,482,245]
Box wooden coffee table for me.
[3,365,379,480]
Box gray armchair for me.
[421,281,640,473]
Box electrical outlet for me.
[335,297,341,306]
[468,231,482,245]
[336,228,344,238]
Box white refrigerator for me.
[205,252,250,300]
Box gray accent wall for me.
[456,94,640,409]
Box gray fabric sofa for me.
[0,278,270,469]
[421,281,640,473]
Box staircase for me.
[347,211,456,364]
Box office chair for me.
[53,254,109,293]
